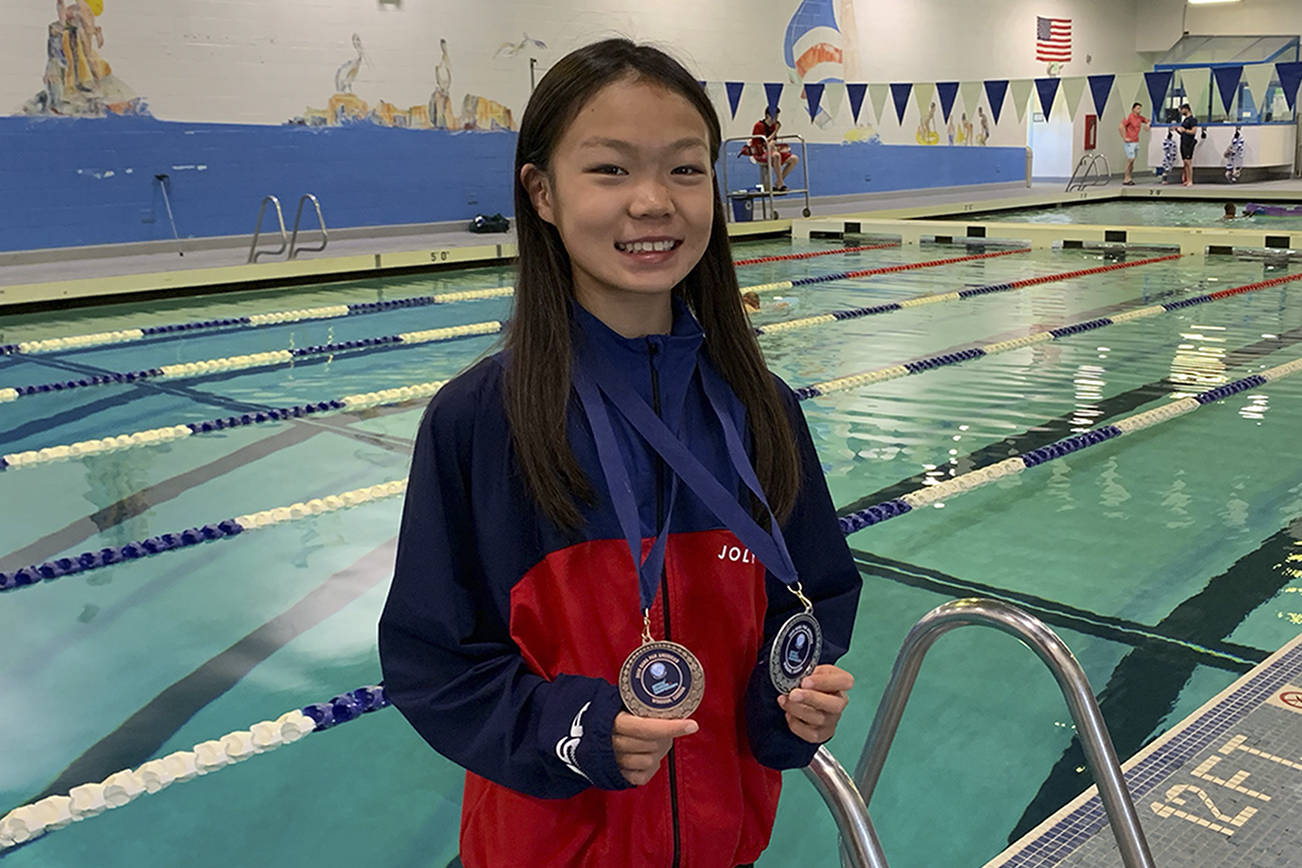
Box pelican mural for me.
[495,33,547,59]
[291,34,517,132]
[21,0,148,116]
[335,34,368,94]
[429,38,455,128]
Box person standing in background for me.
[1177,103,1198,187]
[1118,102,1148,185]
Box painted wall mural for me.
[20,0,148,117]
[288,35,519,131]
[783,0,861,129]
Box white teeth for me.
[618,240,676,253]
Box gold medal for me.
[618,613,705,719]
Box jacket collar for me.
[572,296,704,432]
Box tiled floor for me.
[990,617,1302,867]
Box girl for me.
[379,39,861,868]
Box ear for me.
[520,164,556,226]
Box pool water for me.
[1,241,1300,867]
[960,198,1302,230]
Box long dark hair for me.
[506,38,800,530]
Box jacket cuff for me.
[572,685,635,791]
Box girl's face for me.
[523,78,714,315]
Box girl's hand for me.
[612,712,698,786]
[776,664,853,744]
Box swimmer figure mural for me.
[916,101,940,144]
[21,0,148,116]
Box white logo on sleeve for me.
[555,701,591,781]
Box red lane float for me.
[734,242,900,267]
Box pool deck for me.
[2,177,1300,310]
[990,608,1302,868]
[793,178,1302,256]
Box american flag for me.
[1036,16,1072,63]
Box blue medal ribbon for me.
[573,338,802,594]
[572,364,678,614]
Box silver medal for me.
[769,610,823,694]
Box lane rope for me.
[738,246,1029,295]
[4,267,1295,470]
[5,267,1299,578]
[0,480,407,591]
[0,686,389,849]
[754,254,1180,335]
[836,354,1302,533]
[793,270,1302,400]
[6,349,1302,847]
[0,248,1031,403]
[732,241,898,266]
[0,244,903,358]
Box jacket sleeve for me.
[378,383,631,798]
[744,380,862,769]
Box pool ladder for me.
[248,194,329,263]
[805,598,1156,868]
[1066,153,1111,192]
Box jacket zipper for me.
[647,340,682,868]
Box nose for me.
[629,176,675,219]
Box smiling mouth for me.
[614,240,682,253]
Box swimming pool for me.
[1,241,1300,867]
[958,198,1302,230]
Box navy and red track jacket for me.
[378,301,861,868]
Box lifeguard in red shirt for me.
[745,106,798,191]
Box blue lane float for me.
[833,358,1300,534]
[0,480,406,593]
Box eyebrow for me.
[577,136,708,153]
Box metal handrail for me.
[1066,152,1111,192]
[288,193,328,259]
[802,747,890,868]
[247,196,288,263]
[851,598,1155,868]
[721,133,812,222]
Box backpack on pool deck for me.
[469,213,511,234]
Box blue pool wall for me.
[0,116,1025,253]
